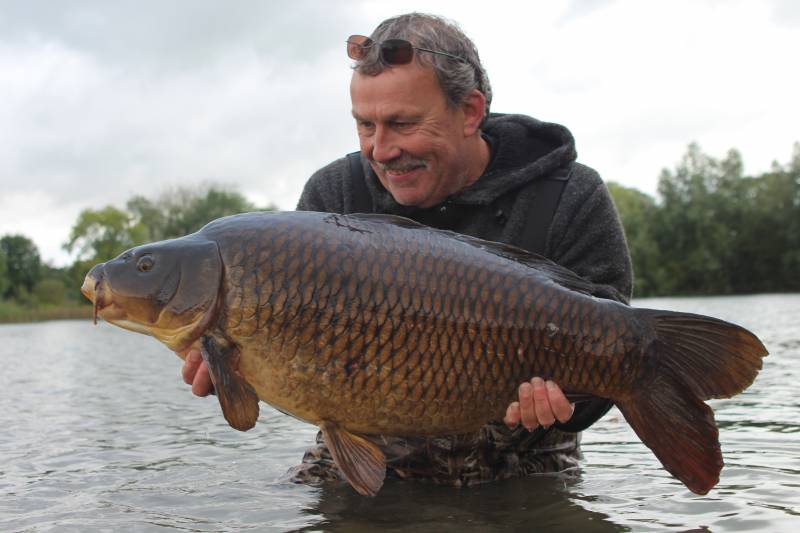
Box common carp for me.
[81,211,767,496]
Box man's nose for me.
[370,126,401,163]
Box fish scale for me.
[212,214,633,433]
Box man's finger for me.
[518,382,539,430]
[546,380,575,423]
[192,361,214,397]
[182,349,202,385]
[532,377,555,427]
[504,401,521,428]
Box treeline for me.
[0,186,272,321]
[608,142,800,297]
[1,144,799,322]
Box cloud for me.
[558,0,618,24]
[0,0,362,70]
[771,0,800,27]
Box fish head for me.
[81,235,222,353]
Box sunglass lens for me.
[381,39,414,64]
[346,35,372,60]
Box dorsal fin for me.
[346,212,426,229]
[344,213,597,297]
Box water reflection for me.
[299,475,622,533]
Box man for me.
[182,13,632,487]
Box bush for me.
[33,278,68,306]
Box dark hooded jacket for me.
[295,113,633,480]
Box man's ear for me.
[461,89,487,136]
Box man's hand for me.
[181,349,215,396]
[503,377,574,430]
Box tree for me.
[127,185,267,241]
[33,277,68,306]
[652,143,742,294]
[0,234,42,300]
[64,184,270,275]
[607,183,664,297]
[125,195,166,242]
[790,141,800,174]
[648,142,800,295]
[64,206,148,262]
[171,186,259,236]
[0,251,8,299]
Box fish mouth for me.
[81,268,115,325]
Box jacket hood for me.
[370,113,577,213]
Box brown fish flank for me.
[81,211,768,497]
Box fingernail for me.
[545,380,556,390]
[188,351,201,363]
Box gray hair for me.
[354,13,492,123]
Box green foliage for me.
[0,234,42,300]
[33,277,68,306]
[65,185,269,265]
[610,142,800,296]
[64,206,146,263]
[0,298,91,323]
[0,252,8,300]
[606,183,664,297]
[127,185,263,241]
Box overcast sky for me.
[1,0,798,266]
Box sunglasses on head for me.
[346,34,469,66]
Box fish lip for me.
[80,275,96,301]
[81,271,114,325]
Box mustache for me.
[374,156,428,174]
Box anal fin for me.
[320,421,386,497]
[201,335,260,431]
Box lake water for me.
[1,294,798,532]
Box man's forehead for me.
[350,64,446,117]
[350,106,422,121]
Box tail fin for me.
[643,310,767,400]
[616,310,767,494]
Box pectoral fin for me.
[320,421,386,497]
[201,334,260,431]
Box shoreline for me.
[0,304,93,324]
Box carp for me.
[81,211,767,497]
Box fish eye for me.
[137,255,155,273]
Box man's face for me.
[350,63,473,208]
